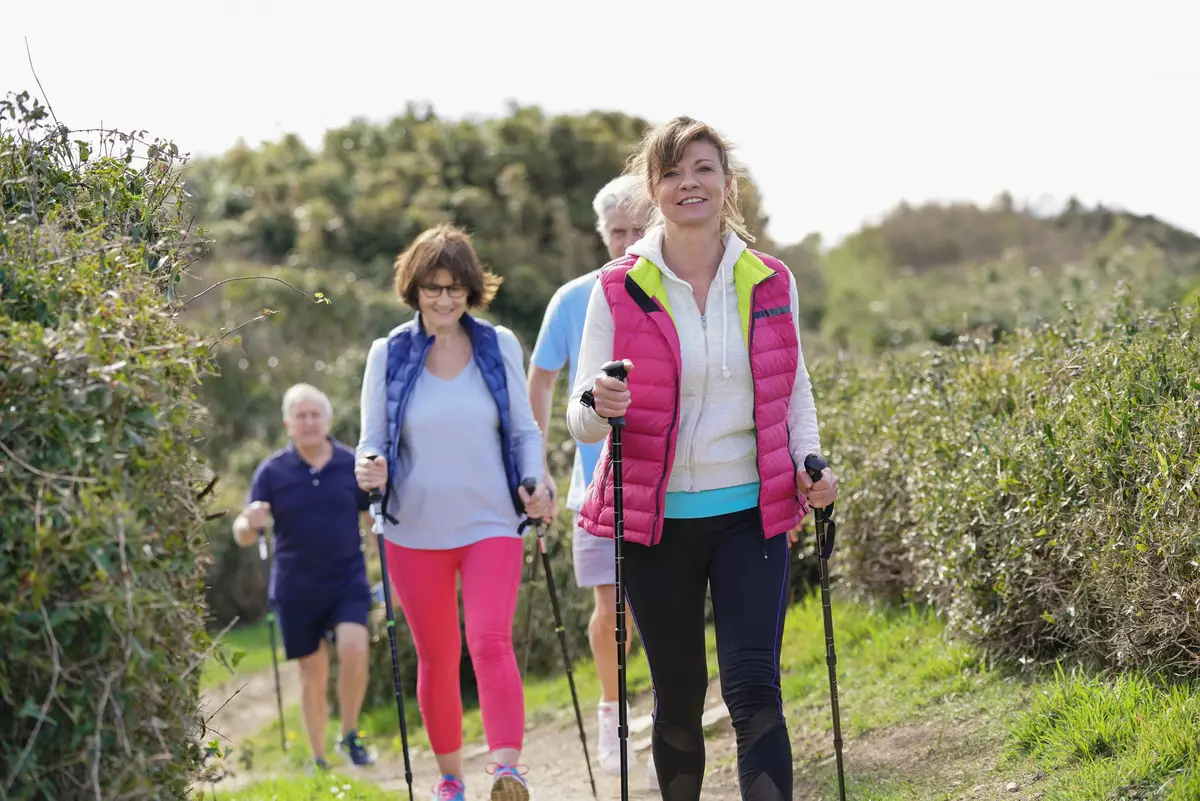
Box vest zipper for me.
[651,371,680,546]
[688,300,712,492]
[785,420,801,492]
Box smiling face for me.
[651,138,732,233]
[394,223,504,326]
[416,267,468,331]
[628,116,752,242]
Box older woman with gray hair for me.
[233,382,375,771]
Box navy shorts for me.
[274,590,370,661]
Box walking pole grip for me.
[803,453,837,558]
[600,360,629,428]
[366,454,384,506]
[803,453,829,510]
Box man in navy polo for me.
[231,382,375,769]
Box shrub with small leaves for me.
[1,92,217,799]
[815,271,1200,675]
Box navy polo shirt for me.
[247,438,370,604]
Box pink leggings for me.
[386,536,524,755]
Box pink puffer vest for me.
[576,249,810,547]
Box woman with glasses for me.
[355,222,551,801]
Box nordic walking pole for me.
[592,359,631,801]
[803,453,846,801]
[520,546,539,676]
[365,455,415,801]
[518,480,598,799]
[256,529,287,753]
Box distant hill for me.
[827,195,1200,273]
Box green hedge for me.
[0,92,215,798]
[815,275,1200,674]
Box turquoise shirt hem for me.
[664,482,760,519]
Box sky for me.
[4,0,1198,246]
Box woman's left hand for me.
[797,467,839,510]
[519,480,553,521]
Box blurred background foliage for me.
[177,101,1200,695]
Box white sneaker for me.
[596,701,628,776]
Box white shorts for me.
[571,524,616,589]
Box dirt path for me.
[367,681,740,801]
[196,661,305,796]
[201,661,302,750]
[364,681,739,801]
[198,665,743,800]
[197,667,1044,800]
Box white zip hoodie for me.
[566,226,822,495]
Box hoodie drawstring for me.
[720,260,731,379]
[626,225,738,381]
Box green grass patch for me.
[213,772,390,800]
[202,619,286,691]
[779,597,1011,737]
[1005,666,1200,800]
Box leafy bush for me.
[0,92,215,798]
[816,272,1200,675]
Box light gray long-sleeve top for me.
[356,324,543,550]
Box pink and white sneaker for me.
[487,763,530,801]
[432,775,465,801]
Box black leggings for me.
[624,508,792,801]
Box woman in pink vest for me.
[566,116,839,801]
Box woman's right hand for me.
[355,455,388,493]
[590,360,633,419]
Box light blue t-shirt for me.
[531,270,603,512]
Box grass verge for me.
[1003,666,1200,800]
[220,594,1200,800]
[199,772,390,800]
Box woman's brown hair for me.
[392,223,504,309]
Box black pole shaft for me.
[370,494,414,801]
[803,453,847,799]
[521,550,539,677]
[259,531,287,753]
[596,359,632,801]
[536,531,598,798]
[816,509,846,800]
[612,423,630,801]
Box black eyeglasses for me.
[419,283,467,299]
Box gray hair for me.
[281,382,332,420]
[592,174,643,246]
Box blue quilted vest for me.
[381,312,523,523]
